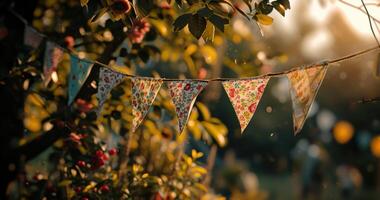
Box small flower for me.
[100,185,110,192]
[127,19,150,43]
[159,2,171,9]
[64,35,75,49]
[108,148,117,155]
[76,160,86,168]
[76,99,93,113]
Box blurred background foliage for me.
[1,0,380,199]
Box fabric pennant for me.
[24,26,43,49]
[287,65,328,135]
[96,67,126,114]
[68,55,94,105]
[167,80,208,133]
[222,78,269,133]
[43,41,64,85]
[131,78,163,132]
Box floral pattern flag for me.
[131,78,163,132]
[43,41,64,85]
[68,55,94,105]
[222,78,269,133]
[96,67,126,114]
[24,26,43,49]
[287,65,328,135]
[167,80,208,133]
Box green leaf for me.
[173,13,192,32]
[188,14,207,39]
[208,14,228,32]
[197,7,213,18]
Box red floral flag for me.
[222,78,269,133]
[43,41,64,85]
[96,67,126,114]
[24,26,43,49]
[287,65,328,135]
[131,78,163,132]
[166,80,208,133]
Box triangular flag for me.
[222,78,269,133]
[96,67,126,114]
[24,26,43,49]
[68,55,93,105]
[43,41,64,85]
[166,80,208,133]
[131,78,163,132]
[287,65,328,135]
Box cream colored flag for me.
[222,78,269,133]
[287,65,328,135]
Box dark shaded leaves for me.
[208,14,229,32]
[188,14,207,39]
[173,13,192,32]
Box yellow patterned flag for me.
[287,65,328,135]
[222,78,269,133]
[131,78,163,132]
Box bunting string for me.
[7,8,380,134]
[8,8,380,83]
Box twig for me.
[356,97,380,104]
[338,0,380,24]
[361,0,380,47]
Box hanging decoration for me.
[96,67,126,114]
[43,41,64,85]
[166,80,208,133]
[222,78,269,133]
[68,55,94,105]
[131,78,163,132]
[287,65,328,135]
[11,9,380,135]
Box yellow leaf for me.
[202,21,215,42]
[202,121,227,147]
[196,102,211,120]
[188,121,202,140]
[256,14,273,25]
[83,182,97,193]
[200,45,217,65]
[58,180,72,187]
[24,117,41,133]
[150,19,169,37]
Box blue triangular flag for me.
[68,55,93,105]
